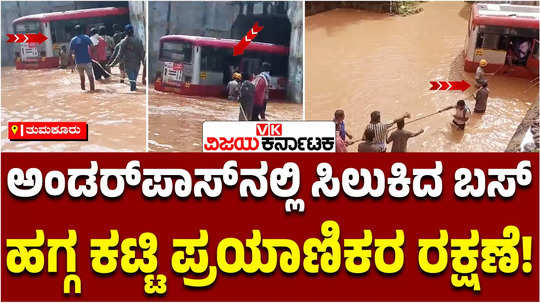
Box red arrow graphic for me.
[429,80,470,92]
[6,33,48,44]
[233,22,264,56]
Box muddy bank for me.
[306,1,422,17]
[148,90,303,152]
[1,66,146,151]
[306,2,538,152]
[506,101,539,152]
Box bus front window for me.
[14,21,41,34]
[160,41,193,64]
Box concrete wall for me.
[148,1,303,103]
[148,1,239,80]
[287,1,303,103]
[129,1,146,48]
[1,1,144,66]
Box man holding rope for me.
[69,25,95,92]
[362,111,410,152]
[473,80,489,114]
[108,24,145,92]
[386,119,424,152]
[238,72,255,121]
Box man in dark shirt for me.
[239,72,255,121]
[69,25,95,91]
[386,119,424,152]
[474,81,489,113]
[108,24,145,91]
[357,128,384,152]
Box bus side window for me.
[478,33,500,50]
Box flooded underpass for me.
[148,91,303,152]
[1,66,146,151]
[306,1,538,152]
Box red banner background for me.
[1,153,538,301]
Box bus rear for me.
[12,20,53,69]
[12,7,130,70]
[464,3,539,78]
[156,35,289,99]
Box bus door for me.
[526,39,539,76]
[240,57,261,79]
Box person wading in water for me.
[362,110,410,152]
[252,62,271,121]
[239,72,255,121]
[108,24,145,92]
[69,25,95,92]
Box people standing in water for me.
[100,26,115,74]
[362,111,410,152]
[475,59,497,87]
[475,59,488,87]
[239,72,255,121]
[89,27,109,81]
[227,72,242,100]
[335,121,350,152]
[252,62,271,121]
[58,46,70,69]
[473,80,489,114]
[111,24,126,83]
[386,119,424,152]
[108,24,145,92]
[69,25,95,92]
[333,109,354,142]
[451,100,471,130]
[357,128,384,152]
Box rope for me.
[91,59,136,83]
[387,107,454,131]
[239,102,248,121]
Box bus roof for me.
[12,7,129,24]
[160,35,289,55]
[472,3,539,29]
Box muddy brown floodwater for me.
[1,66,146,151]
[306,2,538,152]
[148,90,303,151]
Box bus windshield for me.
[476,25,539,50]
[199,46,288,77]
[50,14,130,43]
[14,21,41,34]
[160,41,193,64]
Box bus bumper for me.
[464,59,538,78]
[154,80,288,100]
[15,57,59,70]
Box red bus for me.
[155,35,290,99]
[12,7,129,69]
[464,3,539,78]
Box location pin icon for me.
[11,125,18,135]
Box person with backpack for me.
[238,72,255,121]
[252,62,271,121]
